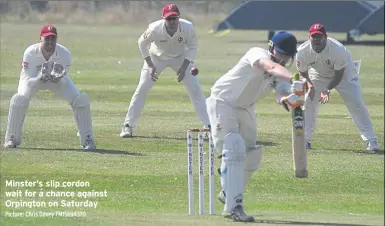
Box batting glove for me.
[280,93,304,109]
[291,80,306,96]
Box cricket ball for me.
[191,67,199,76]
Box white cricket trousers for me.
[18,75,80,103]
[206,96,257,154]
[123,54,210,127]
[305,73,377,143]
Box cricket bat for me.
[292,72,308,178]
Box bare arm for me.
[253,58,293,82]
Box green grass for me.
[0,23,384,226]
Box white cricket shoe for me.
[83,136,96,150]
[77,131,80,137]
[366,140,381,153]
[120,124,133,138]
[230,205,255,222]
[4,140,17,148]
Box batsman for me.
[206,31,306,222]
[3,25,96,150]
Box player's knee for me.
[71,93,90,109]
[10,94,30,107]
[245,146,263,172]
[222,133,246,162]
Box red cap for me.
[162,4,180,18]
[308,23,327,36]
[40,25,57,37]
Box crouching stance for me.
[4,25,96,150]
[207,31,299,222]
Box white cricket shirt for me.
[21,43,71,79]
[210,47,276,108]
[296,37,356,78]
[138,19,197,61]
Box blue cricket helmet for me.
[269,31,298,57]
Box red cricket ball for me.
[191,67,199,76]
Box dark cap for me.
[270,31,298,56]
[308,23,327,36]
[162,4,180,18]
[40,25,57,37]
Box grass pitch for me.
[0,23,384,226]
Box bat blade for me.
[292,73,308,178]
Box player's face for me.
[165,16,179,30]
[41,35,57,53]
[272,49,292,66]
[310,34,327,53]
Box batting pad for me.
[72,93,94,146]
[244,146,263,186]
[221,132,246,212]
[4,94,30,144]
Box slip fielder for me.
[120,3,210,137]
[3,25,96,150]
[296,23,380,152]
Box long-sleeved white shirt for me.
[21,43,71,86]
[296,37,356,78]
[210,47,277,108]
[138,19,198,61]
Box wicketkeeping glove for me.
[37,62,51,82]
[49,62,66,83]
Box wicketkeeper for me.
[3,25,96,150]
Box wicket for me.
[187,128,215,215]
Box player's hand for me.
[38,62,51,83]
[280,93,304,109]
[319,90,330,104]
[149,66,158,82]
[291,80,306,96]
[50,62,66,83]
[177,66,187,82]
[307,86,316,101]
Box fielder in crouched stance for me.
[4,25,96,150]
[206,31,305,222]
[297,23,380,152]
[120,3,210,137]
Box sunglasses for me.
[166,16,179,21]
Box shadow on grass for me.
[15,147,144,156]
[256,141,277,146]
[323,147,384,156]
[255,219,370,226]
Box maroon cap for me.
[40,25,57,37]
[308,23,327,36]
[162,4,180,18]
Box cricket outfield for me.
[0,23,384,226]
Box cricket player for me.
[296,23,380,152]
[3,25,96,150]
[120,3,210,137]
[207,31,303,222]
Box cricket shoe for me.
[120,124,133,138]
[4,135,19,148]
[4,140,17,148]
[230,205,255,222]
[218,190,226,204]
[366,140,381,153]
[83,136,96,150]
